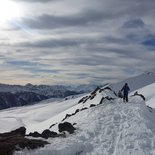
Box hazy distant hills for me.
[1,70,155,110]
[1,74,155,155]
[0,83,99,110]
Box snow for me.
[0,95,85,133]
[14,96,155,155]
[111,71,155,93]
[0,81,155,155]
[131,83,155,108]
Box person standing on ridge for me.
[121,83,130,103]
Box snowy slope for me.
[0,96,83,133]
[0,88,115,134]
[14,91,155,155]
[131,82,155,108]
[1,86,155,155]
[111,70,155,93]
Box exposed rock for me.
[99,87,112,93]
[28,131,41,138]
[75,109,80,114]
[80,107,88,111]
[62,109,80,122]
[28,130,58,139]
[147,106,153,113]
[99,97,105,104]
[133,91,145,101]
[41,130,58,139]
[49,123,58,129]
[147,106,152,109]
[0,136,49,155]
[90,94,96,100]
[58,122,76,134]
[0,127,26,137]
[73,123,77,126]
[78,96,89,104]
[90,104,96,107]
[0,127,49,155]
[83,96,90,103]
[91,87,100,95]
[62,114,73,122]
[99,86,117,96]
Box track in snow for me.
[14,96,155,155]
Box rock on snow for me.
[13,93,155,155]
[1,81,155,155]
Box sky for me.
[0,0,155,85]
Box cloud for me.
[5,59,60,74]
[1,0,155,85]
[142,36,155,49]
[123,19,145,29]
[21,10,107,30]
[15,35,131,49]
[17,38,81,48]
[13,0,57,3]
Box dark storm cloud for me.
[13,0,57,3]
[6,60,60,74]
[1,0,155,85]
[19,0,155,31]
[16,35,130,49]
[123,19,145,29]
[21,10,118,30]
[142,37,155,49]
[17,38,81,48]
[6,60,37,66]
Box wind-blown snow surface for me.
[131,82,155,108]
[111,71,155,93]
[1,88,155,155]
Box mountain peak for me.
[1,85,155,155]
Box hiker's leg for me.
[123,95,126,102]
[126,95,128,102]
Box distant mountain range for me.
[0,83,99,110]
[1,70,155,110]
[1,71,155,155]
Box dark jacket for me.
[121,84,130,95]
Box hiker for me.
[121,83,130,102]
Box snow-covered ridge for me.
[1,85,155,155]
[5,86,155,155]
[111,70,155,93]
[1,70,155,110]
[0,87,116,134]
[131,82,155,108]
[1,71,155,155]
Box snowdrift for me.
[131,82,155,108]
[111,71,155,93]
[1,86,155,155]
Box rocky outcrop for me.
[28,130,58,139]
[58,122,76,134]
[0,127,26,137]
[42,130,58,139]
[132,91,145,101]
[0,127,49,155]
